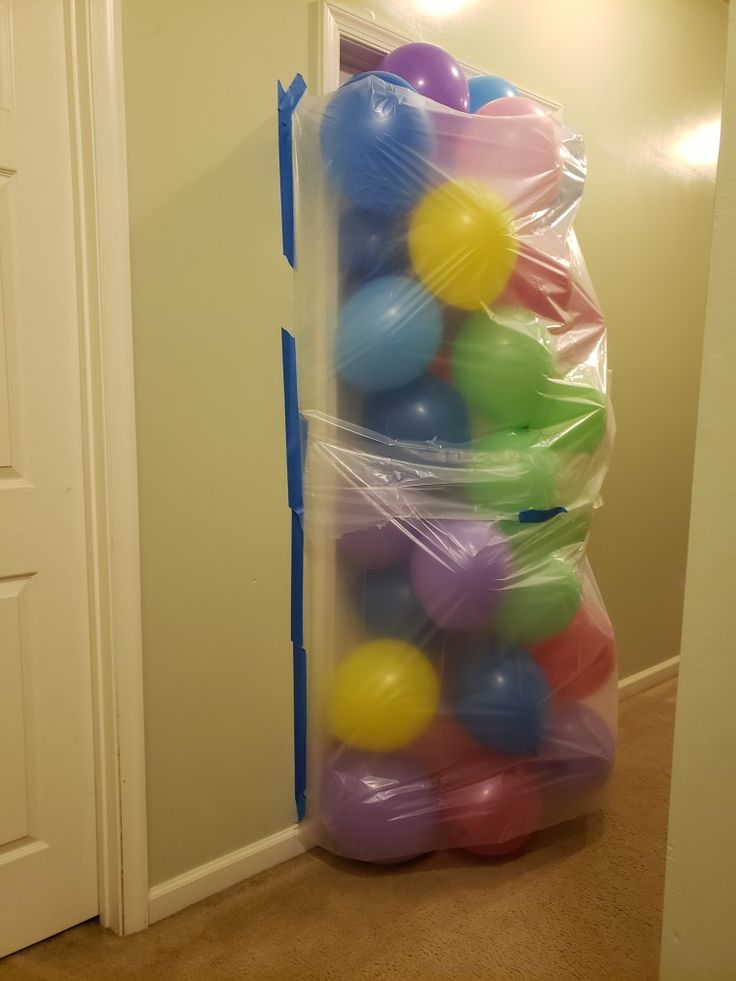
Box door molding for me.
[66,0,148,935]
[318,2,560,109]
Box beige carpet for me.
[2,680,676,980]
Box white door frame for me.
[317,2,559,107]
[65,0,148,936]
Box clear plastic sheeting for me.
[291,71,616,864]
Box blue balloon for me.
[355,565,428,638]
[468,75,519,113]
[363,374,471,446]
[320,75,434,214]
[335,275,443,392]
[339,208,409,286]
[449,639,550,755]
[343,71,416,92]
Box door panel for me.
[0,0,98,955]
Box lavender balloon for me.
[537,700,615,793]
[379,43,469,113]
[410,519,511,630]
[338,520,413,570]
[320,750,438,863]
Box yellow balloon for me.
[408,180,517,311]
[328,640,439,752]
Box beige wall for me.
[661,4,736,976]
[122,0,726,885]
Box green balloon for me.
[493,556,582,644]
[533,379,607,454]
[466,429,558,514]
[502,507,593,568]
[452,307,554,428]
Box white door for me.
[0,0,98,955]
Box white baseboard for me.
[148,825,305,925]
[618,655,679,700]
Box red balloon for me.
[439,767,541,855]
[428,343,453,383]
[500,244,573,324]
[465,834,531,858]
[530,599,615,699]
[407,714,478,768]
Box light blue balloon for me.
[335,275,443,392]
[468,75,519,113]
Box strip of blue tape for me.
[519,506,568,524]
[281,328,306,821]
[277,74,307,269]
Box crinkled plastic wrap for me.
[291,74,616,864]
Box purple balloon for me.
[410,519,511,630]
[338,520,413,570]
[536,700,615,793]
[320,750,438,863]
[379,43,469,113]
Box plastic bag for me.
[290,72,616,864]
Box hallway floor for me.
[2,680,676,980]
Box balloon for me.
[328,639,439,751]
[320,750,438,863]
[338,517,414,570]
[494,556,582,644]
[343,70,416,92]
[354,564,429,639]
[441,769,541,857]
[477,96,560,184]
[452,98,561,215]
[466,836,531,858]
[339,207,409,286]
[451,307,554,427]
[500,245,574,323]
[465,429,559,514]
[379,43,469,112]
[410,519,511,630]
[362,374,471,447]
[530,599,615,698]
[337,490,415,570]
[406,714,488,775]
[448,639,551,754]
[536,700,615,793]
[335,275,443,392]
[502,507,592,566]
[468,75,519,112]
[408,180,517,311]
[428,342,453,383]
[320,74,433,214]
[533,379,607,454]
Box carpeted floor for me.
[2,680,676,980]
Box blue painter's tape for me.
[281,328,304,515]
[519,506,568,524]
[281,329,307,821]
[277,74,307,268]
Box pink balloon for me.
[450,97,562,216]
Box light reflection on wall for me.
[673,119,722,175]
[413,0,478,18]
